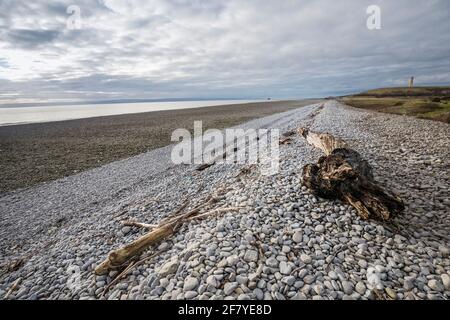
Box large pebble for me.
[355,281,366,295]
[224,282,239,295]
[279,261,292,275]
[441,274,450,290]
[428,279,444,292]
[341,281,354,295]
[314,225,325,233]
[206,275,220,288]
[244,250,258,263]
[157,259,179,277]
[300,254,312,264]
[183,276,199,292]
[266,257,279,268]
[292,232,302,243]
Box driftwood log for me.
[299,128,404,221]
[95,196,241,275]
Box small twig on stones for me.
[252,234,265,261]
[279,137,293,145]
[120,220,158,229]
[113,209,129,219]
[324,245,348,272]
[103,249,166,295]
[196,163,215,171]
[4,277,21,299]
[157,200,190,225]
[373,289,386,300]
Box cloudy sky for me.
[0,0,449,103]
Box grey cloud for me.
[0,0,449,102]
[5,29,61,49]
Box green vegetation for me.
[340,87,450,123]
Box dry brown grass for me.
[340,87,450,124]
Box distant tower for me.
[408,76,414,88]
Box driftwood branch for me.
[95,197,240,275]
[279,137,293,145]
[299,128,404,221]
[196,163,215,171]
[95,223,174,275]
[120,220,158,229]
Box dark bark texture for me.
[300,129,404,221]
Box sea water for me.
[0,100,260,126]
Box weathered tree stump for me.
[299,128,404,221]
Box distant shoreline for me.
[0,99,266,126]
[0,97,266,109]
[0,99,320,193]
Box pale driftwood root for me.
[298,128,347,155]
[299,128,404,221]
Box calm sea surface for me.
[0,100,260,126]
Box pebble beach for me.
[0,100,449,300]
